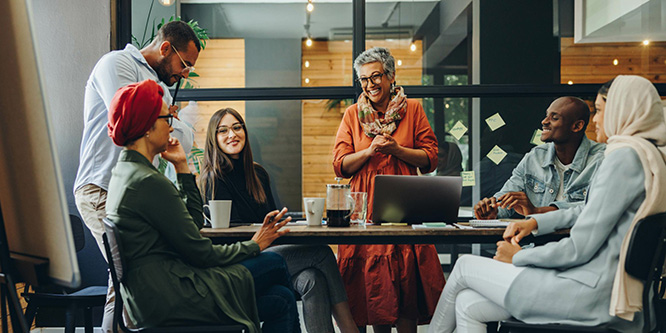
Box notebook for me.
[373,175,462,224]
[468,219,524,228]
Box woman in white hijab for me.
[428,75,666,333]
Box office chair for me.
[498,212,666,333]
[22,215,107,333]
[102,218,248,333]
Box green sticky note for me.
[487,145,507,165]
[449,121,468,141]
[461,171,476,187]
[485,113,506,131]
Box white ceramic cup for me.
[303,197,325,227]
[203,200,232,228]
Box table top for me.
[201,224,569,245]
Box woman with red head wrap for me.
[105,79,301,332]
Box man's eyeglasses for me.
[171,44,195,75]
[216,123,244,136]
[356,71,387,87]
[157,114,174,126]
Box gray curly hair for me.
[353,47,396,81]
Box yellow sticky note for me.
[461,171,475,187]
[485,113,506,131]
[487,145,507,165]
[449,121,468,141]
[531,129,545,145]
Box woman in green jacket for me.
[104,79,300,332]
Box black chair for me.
[101,218,248,333]
[498,212,666,333]
[22,215,107,333]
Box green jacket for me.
[106,149,262,332]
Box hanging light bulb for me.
[410,43,416,52]
[305,60,310,68]
[642,39,650,46]
[158,0,175,6]
[612,59,619,66]
[397,59,403,66]
[305,78,310,84]
[567,80,574,85]
[306,38,313,47]
[306,0,314,12]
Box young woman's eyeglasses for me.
[356,71,387,87]
[157,114,174,126]
[216,123,244,136]
[171,44,195,75]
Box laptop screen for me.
[372,175,462,224]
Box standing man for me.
[474,97,605,219]
[73,20,200,332]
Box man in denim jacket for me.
[474,97,605,219]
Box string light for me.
[642,40,650,46]
[410,43,416,52]
[306,0,314,12]
[397,59,402,66]
[567,80,573,85]
[613,59,619,66]
[305,61,310,68]
[306,38,313,47]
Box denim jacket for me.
[494,136,605,218]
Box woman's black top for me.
[210,158,277,223]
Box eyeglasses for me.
[170,44,195,75]
[356,71,387,87]
[216,123,244,136]
[157,114,174,126]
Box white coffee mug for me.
[303,197,325,227]
[203,200,232,228]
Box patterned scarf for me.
[357,86,407,138]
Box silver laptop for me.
[373,175,462,224]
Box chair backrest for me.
[71,214,108,289]
[102,218,131,333]
[623,212,666,332]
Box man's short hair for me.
[155,20,201,52]
[566,96,591,132]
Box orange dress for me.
[332,99,445,325]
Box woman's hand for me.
[160,137,190,173]
[374,134,401,155]
[368,135,388,156]
[251,208,291,251]
[503,218,538,243]
[494,239,521,263]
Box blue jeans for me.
[240,252,301,333]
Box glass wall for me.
[128,0,666,213]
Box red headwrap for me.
[107,79,165,146]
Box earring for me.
[145,133,150,138]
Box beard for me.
[154,57,178,86]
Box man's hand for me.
[497,192,536,216]
[503,218,538,243]
[251,208,291,251]
[169,105,180,120]
[494,239,521,263]
[474,197,499,219]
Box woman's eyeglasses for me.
[157,114,174,126]
[356,71,387,87]
[216,123,245,135]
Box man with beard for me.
[473,97,605,219]
[73,20,200,332]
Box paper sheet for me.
[485,113,506,131]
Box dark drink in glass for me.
[327,209,350,227]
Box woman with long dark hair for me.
[199,108,358,333]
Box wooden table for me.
[201,224,569,245]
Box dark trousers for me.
[240,252,301,333]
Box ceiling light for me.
[397,59,402,66]
[158,0,175,6]
[445,103,450,109]
[305,78,310,84]
[305,61,310,68]
[306,38,313,47]
[410,43,416,52]
[567,80,573,85]
[613,59,618,66]
[306,1,314,12]
[643,40,650,46]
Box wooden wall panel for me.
[301,40,423,199]
[560,37,666,84]
[181,39,245,148]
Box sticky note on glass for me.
[487,145,507,165]
[485,113,506,131]
[461,171,475,187]
[449,121,468,141]
[531,129,545,145]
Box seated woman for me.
[105,79,300,333]
[428,75,666,333]
[198,108,358,333]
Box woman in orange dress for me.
[332,47,445,333]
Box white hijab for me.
[606,75,666,320]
